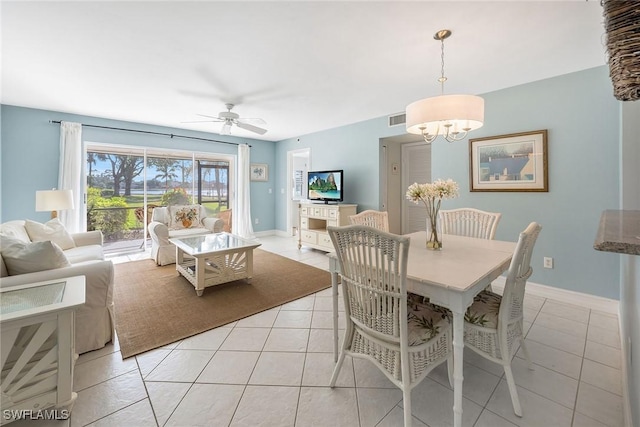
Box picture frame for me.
[469,130,548,192]
[250,163,268,182]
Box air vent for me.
[388,112,406,127]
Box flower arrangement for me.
[406,179,459,249]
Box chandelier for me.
[406,29,484,144]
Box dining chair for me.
[348,209,389,232]
[463,221,542,417]
[327,225,452,427]
[439,208,502,240]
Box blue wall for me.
[275,66,621,299]
[1,66,622,299]
[0,106,276,231]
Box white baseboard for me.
[253,229,293,239]
[491,277,619,314]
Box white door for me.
[401,142,431,234]
[287,148,310,236]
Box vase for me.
[426,213,442,250]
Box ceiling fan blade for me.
[236,121,267,135]
[238,117,267,125]
[196,114,223,120]
[221,122,232,135]
[181,120,219,124]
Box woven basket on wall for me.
[602,0,640,101]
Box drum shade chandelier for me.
[406,29,484,144]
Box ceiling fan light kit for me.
[406,29,484,144]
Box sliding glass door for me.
[86,144,233,254]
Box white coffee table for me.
[169,233,262,296]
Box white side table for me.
[0,276,85,425]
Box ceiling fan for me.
[184,103,267,135]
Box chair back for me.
[439,208,502,240]
[499,222,542,327]
[348,210,390,232]
[328,225,409,343]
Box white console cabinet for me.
[298,202,357,251]
[0,276,85,425]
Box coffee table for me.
[169,233,262,296]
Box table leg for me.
[452,310,465,427]
[331,269,339,362]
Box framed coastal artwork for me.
[469,130,548,192]
[250,163,268,181]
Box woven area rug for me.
[113,249,331,358]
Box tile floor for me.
[12,235,625,427]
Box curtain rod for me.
[49,120,250,147]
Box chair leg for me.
[402,387,412,427]
[503,364,523,417]
[520,338,534,371]
[329,352,346,387]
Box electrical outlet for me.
[255,218,259,225]
[543,257,554,269]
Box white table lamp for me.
[36,189,74,219]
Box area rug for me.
[113,249,331,358]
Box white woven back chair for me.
[348,210,389,232]
[439,208,502,240]
[463,222,542,417]
[328,225,452,427]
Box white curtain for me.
[58,121,83,233]
[236,144,255,239]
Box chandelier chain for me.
[440,37,446,95]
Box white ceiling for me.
[1,1,608,142]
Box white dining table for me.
[327,231,516,427]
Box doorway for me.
[286,148,311,236]
[379,135,431,234]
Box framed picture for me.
[250,163,268,181]
[469,130,548,192]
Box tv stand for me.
[298,202,357,251]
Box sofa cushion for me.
[0,220,31,243]
[64,244,105,264]
[0,236,71,276]
[25,218,76,250]
[0,256,8,278]
[169,205,201,230]
[151,206,168,224]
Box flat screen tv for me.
[307,170,343,204]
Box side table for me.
[0,276,85,425]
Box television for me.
[307,170,343,204]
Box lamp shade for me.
[35,189,74,212]
[406,94,485,136]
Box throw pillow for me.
[24,218,76,250]
[169,205,201,230]
[0,236,71,276]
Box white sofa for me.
[148,205,224,266]
[0,220,114,354]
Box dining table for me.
[327,231,516,427]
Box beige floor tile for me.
[408,378,484,427]
[575,382,624,427]
[230,385,299,426]
[526,324,586,357]
[272,310,312,328]
[280,295,315,311]
[587,325,621,350]
[584,340,622,370]
[196,351,260,384]
[580,359,622,396]
[356,387,403,427]
[136,348,172,378]
[165,383,244,427]
[541,301,590,324]
[474,410,518,427]
[235,308,279,327]
[263,327,309,352]
[486,380,573,427]
[174,326,233,350]
[70,371,147,427]
[145,381,192,426]
[377,406,429,427]
[428,360,501,407]
[509,357,579,409]
[301,352,355,387]
[73,351,138,391]
[86,398,156,426]
[296,387,360,426]
[249,352,305,386]
[144,349,214,382]
[516,339,583,379]
[534,312,588,339]
[218,327,270,351]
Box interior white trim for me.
[491,277,619,314]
